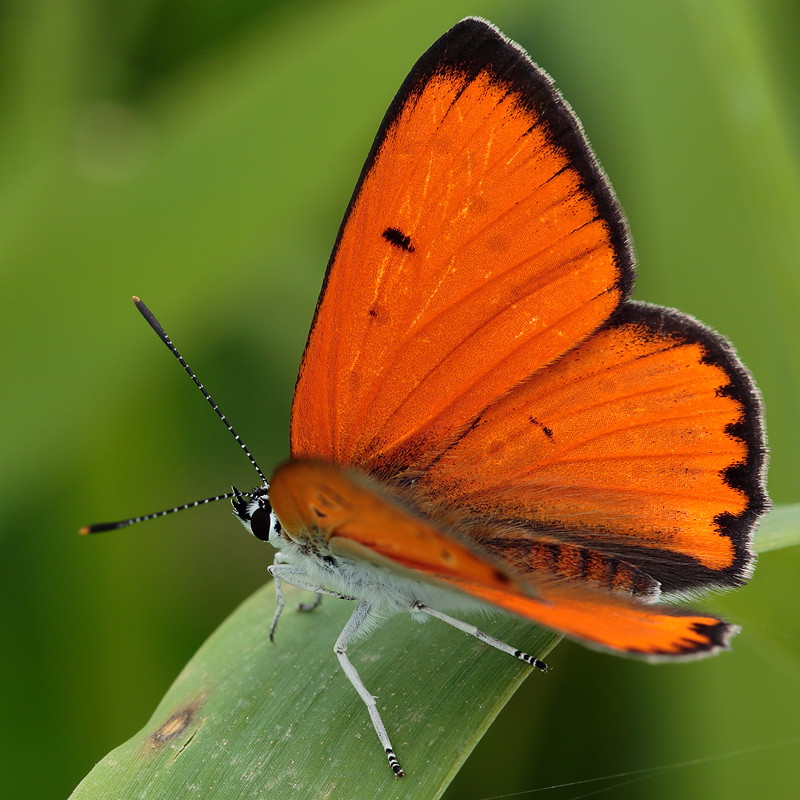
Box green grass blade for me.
[69,502,798,798]
[69,585,559,799]
[754,503,800,553]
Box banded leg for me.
[335,600,404,777]
[413,602,548,672]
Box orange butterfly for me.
[86,18,769,777]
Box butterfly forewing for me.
[270,460,527,590]
[291,20,635,474]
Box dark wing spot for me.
[528,417,554,439]
[382,227,415,252]
[687,620,734,652]
[492,568,512,585]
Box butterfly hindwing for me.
[414,301,768,595]
[291,18,635,475]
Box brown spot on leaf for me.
[150,697,205,747]
[152,709,193,743]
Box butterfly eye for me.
[249,506,273,542]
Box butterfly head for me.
[232,484,282,546]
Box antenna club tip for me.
[132,295,141,304]
[78,526,92,536]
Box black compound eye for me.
[249,507,271,541]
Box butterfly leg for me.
[267,564,355,642]
[413,602,548,672]
[298,593,323,612]
[273,553,324,612]
[335,599,405,777]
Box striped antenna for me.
[80,299,267,536]
[80,490,248,535]
[132,296,268,486]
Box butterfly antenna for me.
[80,488,249,535]
[132,296,268,486]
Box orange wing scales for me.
[292,39,634,473]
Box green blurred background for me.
[1,0,799,797]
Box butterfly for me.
[85,17,769,778]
